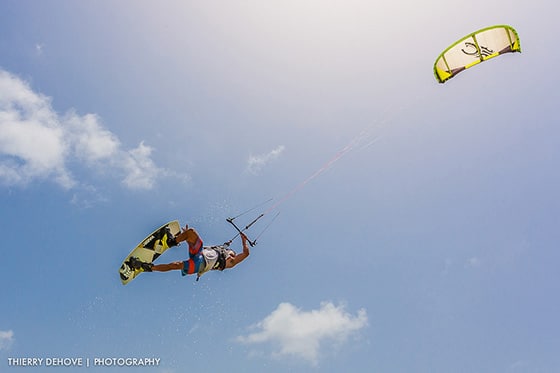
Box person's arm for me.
[226,233,250,268]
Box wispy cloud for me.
[246,145,285,175]
[465,256,481,269]
[35,43,45,56]
[0,68,180,191]
[236,302,368,366]
[0,330,14,351]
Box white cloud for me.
[236,302,368,366]
[465,256,481,268]
[246,145,285,174]
[121,142,161,190]
[65,112,120,163]
[35,43,45,56]
[0,68,176,191]
[0,330,14,351]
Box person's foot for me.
[127,257,152,272]
[127,256,143,270]
[141,262,153,272]
[161,227,178,249]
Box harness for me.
[196,245,230,281]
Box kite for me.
[434,25,521,83]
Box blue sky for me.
[1,1,559,372]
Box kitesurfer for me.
[128,225,250,280]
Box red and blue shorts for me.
[181,236,204,276]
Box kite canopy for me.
[434,25,521,83]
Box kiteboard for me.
[119,220,181,285]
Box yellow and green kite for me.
[434,25,521,83]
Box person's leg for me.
[145,259,200,274]
[174,227,202,250]
[150,227,204,276]
[151,261,183,272]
